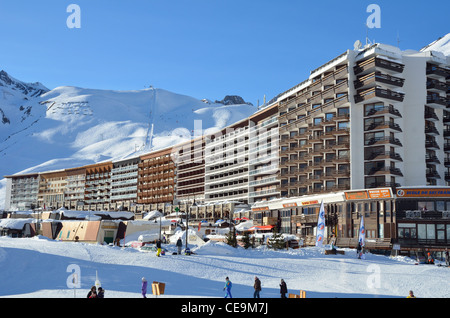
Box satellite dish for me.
[354,40,363,50]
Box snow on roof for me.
[0,218,35,230]
[57,208,134,220]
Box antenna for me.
[354,40,363,50]
[365,23,372,48]
[397,31,401,48]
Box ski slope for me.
[0,236,448,298]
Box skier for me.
[176,238,183,255]
[223,277,232,298]
[156,239,162,257]
[142,277,148,298]
[280,279,288,298]
[253,276,261,298]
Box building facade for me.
[137,147,176,205]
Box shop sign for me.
[396,188,450,198]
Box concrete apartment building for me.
[137,147,176,206]
[110,157,140,210]
[173,137,206,204]
[64,167,86,209]
[84,162,113,210]
[4,173,40,210]
[276,42,449,197]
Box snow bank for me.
[193,241,237,255]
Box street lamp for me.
[185,200,197,254]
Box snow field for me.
[0,236,448,298]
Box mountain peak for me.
[0,70,49,97]
[215,95,253,106]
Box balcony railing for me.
[354,57,405,75]
[354,72,405,89]
[355,87,405,103]
[365,121,402,132]
[365,136,402,147]
[365,105,402,118]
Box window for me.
[398,223,417,239]
[418,202,433,211]
[338,121,349,129]
[338,107,349,116]
[418,224,435,240]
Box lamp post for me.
[185,200,197,254]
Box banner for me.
[315,201,325,247]
[358,216,365,247]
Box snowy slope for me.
[0,236,448,298]
[0,73,256,208]
[421,33,450,56]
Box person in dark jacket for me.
[280,279,287,298]
[253,276,261,298]
[156,239,162,257]
[87,286,97,298]
[176,238,183,255]
[97,287,104,298]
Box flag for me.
[358,215,365,247]
[315,201,326,247]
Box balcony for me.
[365,121,402,132]
[445,142,450,152]
[426,169,441,179]
[365,151,403,162]
[425,110,439,121]
[354,57,405,75]
[366,181,401,189]
[425,155,440,164]
[365,166,403,177]
[427,79,448,92]
[354,87,405,103]
[425,140,440,150]
[354,72,405,89]
[426,65,449,78]
[425,125,439,136]
[365,136,402,147]
[426,94,448,108]
[365,105,402,118]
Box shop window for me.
[418,201,434,211]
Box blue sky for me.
[0,0,448,105]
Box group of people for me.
[86,285,104,298]
[223,276,289,298]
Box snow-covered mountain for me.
[0,71,257,208]
[420,33,450,56]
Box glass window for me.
[418,202,434,211]
[338,107,349,116]
[436,201,445,211]
[338,121,349,129]
[427,224,435,240]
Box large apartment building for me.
[277,42,449,197]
